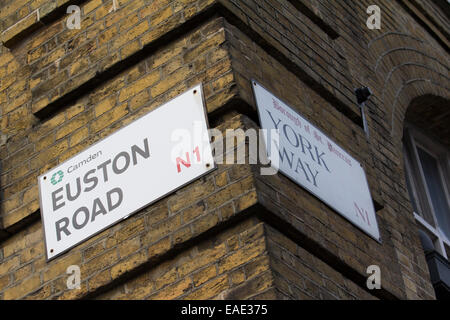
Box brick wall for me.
[0,0,448,300]
[266,225,377,300]
[97,218,273,300]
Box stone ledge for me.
[286,0,340,40]
[30,1,221,118]
[397,0,450,51]
[1,10,43,48]
[0,0,84,48]
[26,0,361,130]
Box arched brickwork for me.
[405,94,450,148]
[368,31,449,145]
[365,28,449,299]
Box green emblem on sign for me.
[51,170,64,185]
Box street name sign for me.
[253,81,380,241]
[39,85,215,260]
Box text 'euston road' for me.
[51,138,150,241]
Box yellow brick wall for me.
[265,225,377,300]
[0,114,260,299]
[0,0,448,300]
[98,218,272,300]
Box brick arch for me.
[405,94,450,148]
[390,79,448,142]
[369,32,425,48]
[367,31,449,144]
[365,31,449,300]
[374,48,447,73]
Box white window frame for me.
[403,123,450,259]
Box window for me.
[403,123,450,259]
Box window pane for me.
[404,161,420,213]
[417,147,450,239]
[402,143,434,225]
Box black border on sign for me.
[38,83,217,262]
[251,79,382,244]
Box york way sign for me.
[253,81,380,241]
[39,85,215,260]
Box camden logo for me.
[51,171,64,185]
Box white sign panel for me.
[253,81,380,241]
[39,85,215,260]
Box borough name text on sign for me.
[38,85,215,260]
[253,81,380,241]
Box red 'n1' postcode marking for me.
[354,202,371,226]
[176,146,201,173]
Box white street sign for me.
[253,81,380,241]
[39,84,215,260]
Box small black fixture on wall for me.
[355,87,373,138]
